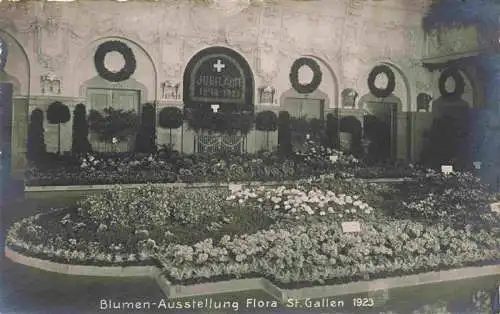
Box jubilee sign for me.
[183,46,254,112]
[190,55,245,103]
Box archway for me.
[359,62,408,162]
[426,68,476,169]
[0,30,29,96]
[74,37,157,152]
[0,31,30,181]
[182,46,255,153]
[301,55,340,109]
[279,55,338,118]
[278,55,338,152]
[183,46,255,112]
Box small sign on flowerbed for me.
[441,165,453,175]
[341,221,361,233]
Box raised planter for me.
[4,246,159,277]
[6,245,499,303]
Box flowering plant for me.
[225,184,375,224]
[157,219,500,285]
[401,170,499,227]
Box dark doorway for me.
[363,102,397,163]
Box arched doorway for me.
[183,46,255,153]
[76,37,157,152]
[359,63,407,163]
[425,68,475,169]
[279,56,337,151]
[0,31,30,182]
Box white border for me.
[5,246,499,302]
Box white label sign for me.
[228,184,242,192]
[342,221,361,233]
[441,165,453,174]
[490,202,500,214]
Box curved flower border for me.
[5,211,152,266]
[94,41,136,83]
[289,58,322,94]
[367,65,396,98]
[438,68,465,100]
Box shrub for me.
[47,101,71,154]
[159,106,183,147]
[88,108,139,142]
[27,109,46,162]
[71,104,91,155]
[278,111,292,155]
[400,170,499,228]
[339,116,362,157]
[135,103,156,153]
[325,113,338,148]
[256,111,278,150]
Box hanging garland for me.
[439,68,465,99]
[367,65,396,98]
[289,57,322,94]
[94,41,136,82]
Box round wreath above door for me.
[94,40,137,82]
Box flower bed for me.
[157,220,499,289]
[6,177,500,289]
[25,140,426,186]
[393,170,500,229]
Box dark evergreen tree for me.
[135,103,156,153]
[27,109,46,162]
[326,113,339,148]
[255,110,278,151]
[71,103,91,155]
[278,111,292,156]
[158,106,183,147]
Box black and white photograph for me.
[0,0,499,313]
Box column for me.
[475,55,500,189]
[0,82,13,202]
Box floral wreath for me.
[438,68,465,100]
[289,57,322,94]
[367,65,396,98]
[94,41,136,82]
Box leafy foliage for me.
[135,103,156,153]
[423,0,499,33]
[27,109,46,162]
[47,101,70,154]
[71,104,92,155]
[325,113,338,148]
[399,170,498,228]
[185,105,253,134]
[159,107,183,130]
[278,111,292,155]
[88,107,139,142]
[255,110,278,132]
[46,101,70,125]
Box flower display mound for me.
[6,181,378,265]
[396,170,500,229]
[6,185,276,265]
[157,220,499,288]
[25,139,424,186]
[6,178,500,289]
